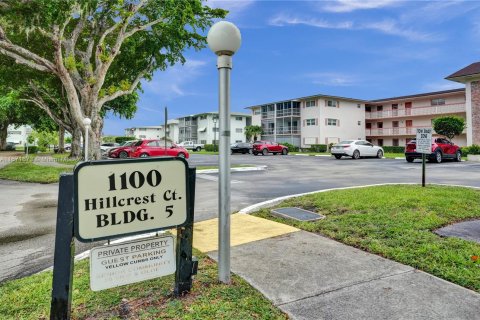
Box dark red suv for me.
[130,140,189,159]
[252,141,288,156]
[108,140,138,159]
[405,137,461,163]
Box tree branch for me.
[124,18,164,39]
[97,68,147,107]
[0,48,51,72]
[0,40,57,72]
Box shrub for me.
[310,144,327,152]
[115,136,136,144]
[25,146,39,154]
[328,143,335,151]
[461,146,469,156]
[467,144,480,155]
[382,146,405,153]
[204,144,216,152]
[281,142,298,152]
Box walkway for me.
[194,214,480,320]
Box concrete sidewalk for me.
[193,214,480,320]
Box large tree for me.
[433,116,466,141]
[0,0,226,159]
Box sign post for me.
[50,157,197,319]
[416,128,432,187]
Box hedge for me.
[462,144,480,156]
[25,146,39,154]
[310,144,327,152]
[115,136,136,143]
[204,144,217,152]
[381,146,405,153]
[281,142,298,152]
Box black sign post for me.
[50,159,196,319]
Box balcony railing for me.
[261,112,275,119]
[276,127,301,135]
[366,126,467,137]
[276,109,301,117]
[366,103,465,119]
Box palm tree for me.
[245,125,263,142]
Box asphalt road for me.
[1,154,480,283]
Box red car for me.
[252,141,288,156]
[405,137,461,163]
[129,140,189,159]
[108,140,138,159]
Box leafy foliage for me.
[433,116,466,140]
[245,125,263,141]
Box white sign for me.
[74,158,187,241]
[90,236,176,291]
[416,128,433,154]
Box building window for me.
[306,119,317,126]
[254,110,260,115]
[200,140,207,144]
[326,118,338,126]
[377,122,383,129]
[393,139,399,146]
[431,98,445,106]
[235,116,243,121]
[236,140,242,143]
[378,139,384,146]
[139,128,146,131]
[212,127,219,132]
[357,104,361,108]
[306,100,316,107]
[236,128,243,133]
[326,100,338,107]
[358,121,361,126]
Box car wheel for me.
[140,153,149,158]
[273,153,277,155]
[119,151,128,159]
[454,150,461,162]
[195,146,201,152]
[282,148,288,155]
[352,150,360,160]
[253,152,258,156]
[434,150,442,163]
[406,157,414,163]
[334,155,342,159]
[177,152,186,159]
[377,150,383,159]
[262,148,268,156]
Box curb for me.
[197,165,267,174]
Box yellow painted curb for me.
[192,214,299,253]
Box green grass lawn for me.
[0,251,286,320]
[51,153,81,165]
[0,156,72,183]
[254,185,480,292]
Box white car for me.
[331,140,384,160]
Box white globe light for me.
[207,21,241,56]
[83,117,92,126]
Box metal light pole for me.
[213,117,218,152]
[207,21,241,284]
[83,118,91,161]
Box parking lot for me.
[1,153,480,282]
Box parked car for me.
[108,140,138,159]
[129,140,189,159]
[100,142,119,152]
[176,141,205,152]
[231,142,252,154]
[405,138,461,163]
[252,141,288,156]
[6,142,16,151]
[331,140,384,159]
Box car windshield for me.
[134,141,143,147]
[338,140,354,144]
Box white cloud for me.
[144,59,207,100]
[304,72,358,86]
[269,14,437,42]
[321,0,400,13]
[422,81,464,92]
[269,14,353,29]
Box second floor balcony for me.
[367,126,467,137]
[366,103,465,119]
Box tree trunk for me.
[58,126,65,153]
[90,116,103,160]
[0,122,8,150]
[70,126,82,159]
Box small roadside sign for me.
[90,236,176,291]
[416,128,432,154]
[74,158,188,242]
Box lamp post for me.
[83,118,91,161]
[213,117,218,152]
[207,21,241,284]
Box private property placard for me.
[90,236,176,291]
[416,128,433,154]
[74,158,188,242]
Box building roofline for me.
[245,94,366,109]
[445,62,480,82]
[178,111,251,117]
[368,88,465,103]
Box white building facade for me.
[249,95,365,147]
[124,126,164,140]
[6,125,32,144]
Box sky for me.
[103,0,480,135]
